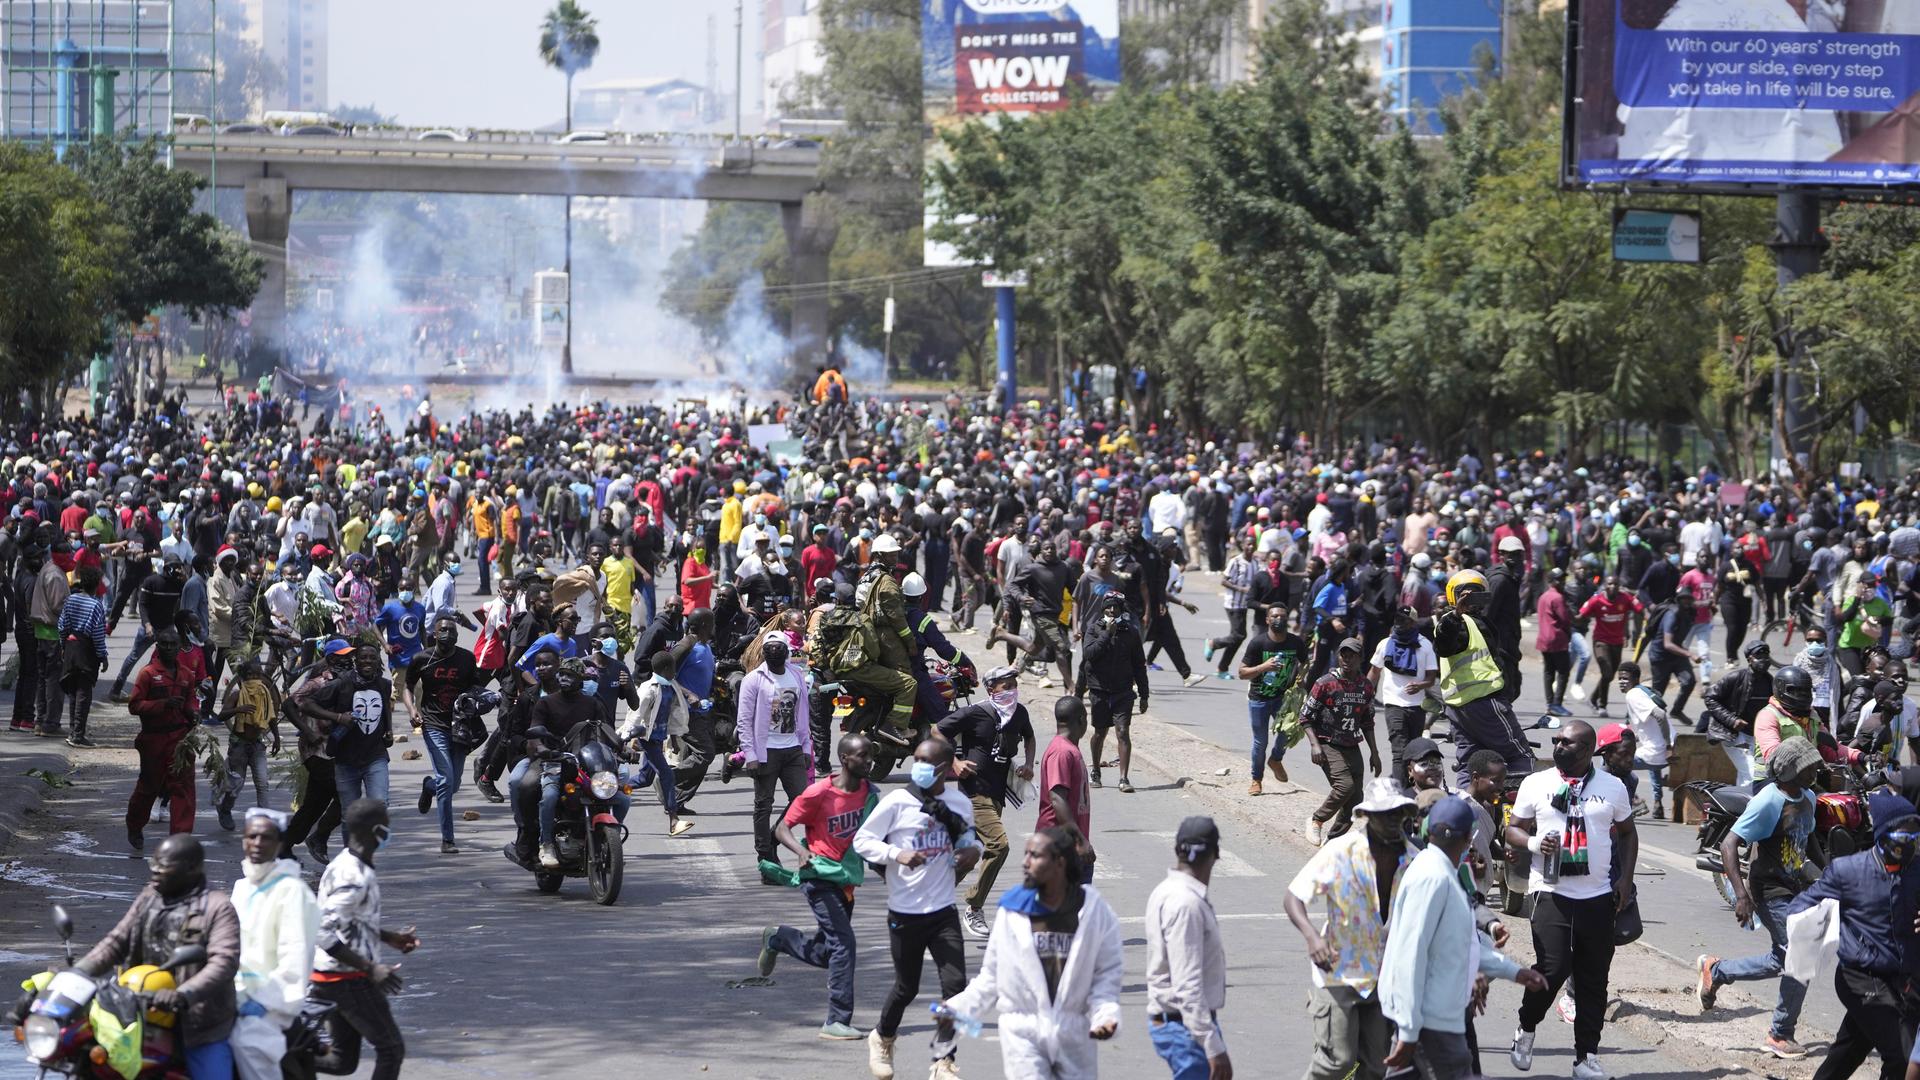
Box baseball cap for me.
[323,638,354,656]
[1410,551,1431,569]
[1595,722,1633,750]
[310,543,332,559]
[1337,636,1365,655]
[1405,736,1443,763]
[1174,816,1220,862]
[1497,535,1525,553]
[1427,795,1476,838]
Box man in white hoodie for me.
[940,827,1124,1080]
[228,808,319,1080]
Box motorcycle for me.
[832,655,977,781]
[1689,759,1877,910]
[502,724,631,905]
[11,905,205,1080]
[1484,779,1529,916]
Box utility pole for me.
[1769,193,1823,474]
[734,0,743,139]
[883,286,896,377]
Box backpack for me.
[813,607,878,676]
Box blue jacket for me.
[1788,850,1920,977]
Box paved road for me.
[0,575,1826,1078]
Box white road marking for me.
[643,836,748,889]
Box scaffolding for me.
[0,0,213,155]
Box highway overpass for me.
[171,129,839,374]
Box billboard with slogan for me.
[1567,0,1920,190]
[923,0,1119,264]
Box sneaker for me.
[819,1021,863,1040]
[477,778,506,803]
[1248,779,1263,797]
[217,805,235,831]
[8,721,34,732]
[418,776,436,815]
[1183,673,1206,687]
[151,803,167,825]
[1038,677,1054,690]
[1203,641,1216,662]
[65,735,96,749]
[1652,802,1666,821]
[1090,768,1103,789]
[1571,1055,1609,1080]
[670,818,695,836]
[1215,671,1234,681]
[1762,1035,1808,1060]
[109,689,131,704]
[1695,955,1718,1011]
[1148,662,1164,672]
[1569,682,1587,702]
[1592,704,1610,718]
[127,829,143,854]
[1556,992,1576,1024]
[306,838,329,864]
[35,727,64,739]
[928,1059,962,1080]
[440,841,460,854]
[1308,820,1325,846]
[963,908,991,938]
[1509,1029,1535,1071]
[868,1029,896,1080]
[538,843,560,868]
[1118,777,1134,793]
[757,925,779,977]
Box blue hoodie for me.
[1788,792,1920,977]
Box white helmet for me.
[871,533,901,554]
[901,572,927,598]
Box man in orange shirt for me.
[469,481,500,596]
[498,489,522,585]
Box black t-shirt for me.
[406,648,479,729]
[531,690,604,745]
[1032,896,1083,1002]
[312,673,392,768]
[1239,628,1306,701]
[139,573,183,629]
[936,701,1033,802]
[1014,558,1073,618]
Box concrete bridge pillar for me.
[781,193,839,370]
[243,176,291,377]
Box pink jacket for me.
[734,663,813,765]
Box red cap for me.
[1595,722,1632,749]
[310,543,333,559]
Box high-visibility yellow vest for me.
[1438,616,1504,706]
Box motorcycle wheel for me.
[534,872,563,894]
[588,825,624,906]
[870,751,901,783]
[1499,871,1527,916]
[1712,871,1737,910]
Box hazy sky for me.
[328,0,764,130]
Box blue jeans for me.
[1149,1018,1211,1080]
[1570,631,1591,684]
[1641,764,1666,807]
[638,575,657,625]
[536,768,631,844]
[773,879,857,1025]
[1248,696,1284,779]
[184,1036,234,1080]
[335,757,389,807]
[1710,893,1808,1040]
[636,738,679,816]
[421,727,467,843]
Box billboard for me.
[1567,0,1920,190]
[923,0,1120,264]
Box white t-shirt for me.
[1623,685,1671,766]
[1512,767,1633,901]
[1369,635,1437,708]
[852,787,979,915]
[765,667,803,750]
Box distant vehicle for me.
[772,137,820,149]
[415,129,468,142]
[555,130,610,145]
[288,124,344,136]
[264,110,344,135]
[220,122,268,135]
[171,113,211,133]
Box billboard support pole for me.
[995,285,1017,415]
[1770,193,1822,472]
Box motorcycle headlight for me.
[24,1013,59,1060]
[590,771,618,801]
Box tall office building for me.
[761,0,824,127]
[235,0,326,112]
[1379,0,1499,131]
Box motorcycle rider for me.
[74,834,242,1080]
[903,572,965,725]
[815,581,917,747]
[1695,735,1820,1061]
[1423,571,1536,785]
[861,532,914,672]
[519,656,629,869]
[1078,590,1151,793]
[1705,641,1776,787]
[1752,664,1859,785]
[228,808,319,1080]
[492,647,562,865]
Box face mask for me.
[990,688,1018,711]
[909,760,939,789]
[597,637,618,657]
[1666,553,1680,565]
[398,591,414,604]
[755,514,768,526]
[582,679,600,697]
[372,825,392,853]
[1628,536,1642,547]
[651,672,673,687]
[448,564,462,577]
[1806,643,1827,658]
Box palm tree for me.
[538,0,599,374]
[539,0,600,131]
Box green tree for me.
[1121,0,1247,92]
[539,0,601,131]
[0,144,127,415]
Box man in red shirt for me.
[756,732,876,1041]
[1576,577,1642,717]
[1036,697,1094,884]
[799,524,838,590]
[126,629,204,851]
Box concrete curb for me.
[1123,712,1825,1080]
[0,737,78,857]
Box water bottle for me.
[930,1001,983,1038]
[1540,830,1562,886]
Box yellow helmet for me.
[118,965,179,1027]
[266,496,283,512]
[1444,569,1489,607]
